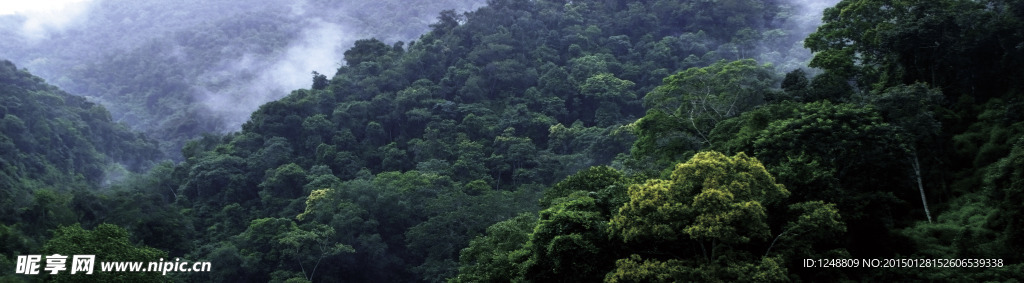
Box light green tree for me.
[43,224,168,282]
[608,151,843,282]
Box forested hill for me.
[0,60,171,283]
[54,0,827,281]
[2,0,1024,282]
[0,0,488,159]
[0,59,160,200]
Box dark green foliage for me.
[984,137,1024,260]
[451,212,535,282]
[0,61,167,270]
[632,59,779,172]
[539,165,627,213]
[807,0,1024,97]
[709,101,913,260]
[453,166,632,282]
[0,60,161,192]
[311,71,329,91]
[459,153,847,282]
[3,0,1023,282]
[524,193,618,282]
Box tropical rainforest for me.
[1,0,1022,282]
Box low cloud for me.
[756,0,841,71]
[196,18,356,131]
[3,0,95,42]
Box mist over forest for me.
[2,0,1023,282]
[1,0,487,157]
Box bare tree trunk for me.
[911,150,932,223]
[765,227,795,257]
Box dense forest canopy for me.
[2,0,1023,282]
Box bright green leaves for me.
[611,152,788,245]
[296,188,332,222]
[602,151,837,282]
[605,254,787,283]
[43,224,168,283]
[605,254,683,283]
[457,153,846,281]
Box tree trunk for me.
[911,150,932,223]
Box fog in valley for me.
[1,0,486,156]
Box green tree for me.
[405,183,522,282]
[43,224,168,282]
[258,163,308,218]
[984,137,1024,260]
[344,39,395,66]
[234,217,353,282]
[451,213,535,283]
[805,0,1023,96]
[642,59,777,147]
[523,193,618,282]
[608,151,843,282]
[709,101,912,259]
[611,151,789,253]
[865,83,944,222]
[279,223,355,281]
[579,73,636,126]
[803,0,895,87]
[311,71,329,90]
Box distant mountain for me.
[0,0,488,159]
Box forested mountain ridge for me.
[0,0,489,159]
[0,59,160,202]
[2,0,1023,282]
[115,0,825,281]
[0,60,175,282]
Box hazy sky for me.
[0,0,91,15]
[1,0,94,41]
